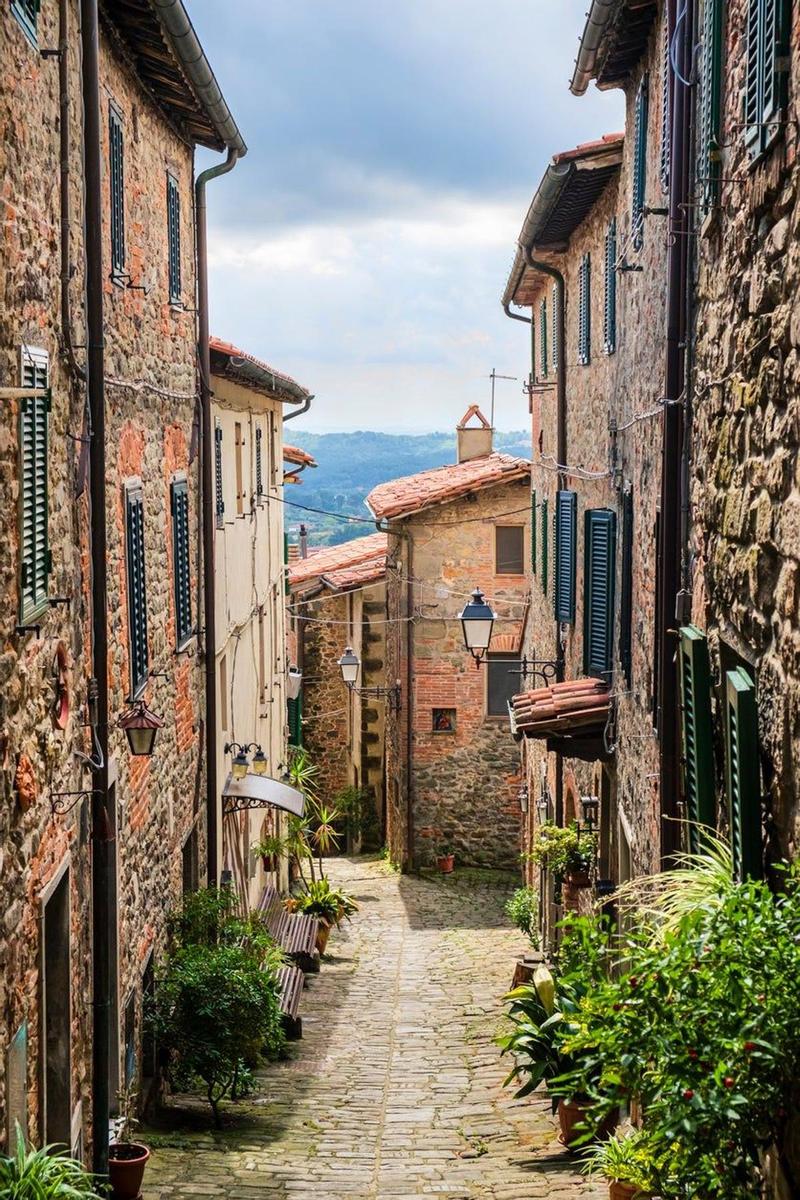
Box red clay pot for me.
[108,1142,149,1199]
[316,921,332,955]
[609,1183,649,1200]
[557,1099,619,1148]
[436,854,455,874]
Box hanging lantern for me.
[459,588,496,663]
[230,746,249,780]
[251,745,268,776]
[118,700,164,757]
[338,646,360,686]
[287,666,302,700]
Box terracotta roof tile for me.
[321,553,387,592]
[209,336,311,403]
[288,532,387,589]
[552,131,625,164]
[511,678,610,738]
[366,452,530,521]
[283,444,317,468]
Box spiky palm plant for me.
[0,1132,107,1198]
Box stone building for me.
[0,0,242,1161]
[367,411,531,871]
[208,338,312,906]
[288,533,388,839]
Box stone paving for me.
[142,856,603,1199]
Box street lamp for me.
[287,666,302,700]
[224,741,268,780]
[118,700,164,756]
[459,587,496,665]
[251,745,269,776]
[338,646,360,686]
[337,646,401,712]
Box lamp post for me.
[337,647,360,686]
[337,647,401,712]
[224,741,269,780]
[459,587,496,666]
[118,700,164,756]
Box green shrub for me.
[581,1128,662,1194]
[0,1134,107,1197]
[505,886,539,944]
[528,822,597,882]
[292,877,358,926]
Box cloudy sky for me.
[191,1,623,433]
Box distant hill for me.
[284,430,530,548]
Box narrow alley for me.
[142,857,602,1200]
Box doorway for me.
[42,866,71,1145]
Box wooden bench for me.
[275,963,304,1040]
[258,884,320,974]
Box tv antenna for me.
[487,368,518,428]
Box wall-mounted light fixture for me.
[224,741,269,780]
[118,700,164,756]
[579,794,600,836]
[518,783,529,814]
[458,588,496,666]
[287,666,302,700]
[337,647,401,712]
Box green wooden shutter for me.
[584,509,617,677]
[541,497,549,597]
[604,220,617,355]
[167,174,181,303]
[19,354,51,623]
[551,284,559,372]
[699,0,724,212]
[109,105,125,275]
[287,694,303,748]
[678,626,716,851]
[632,74,649,250]
[539,299,548,379]
[255,426,264,500]
[125,484,149,696]
[578,254,591,365]
[214,422,224,527]
[725,666,761,879]
[531,490,537,575]
[11,0,40,41]
[554,490,577,624]
[619,488,633,687]
[660,10,671,192]
[171,478,192,648]
[745,0,789,160]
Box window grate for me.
[604,219,617,355]
[171,479,192,648]
[214,423,224,527]
[255,426,264,499]
[19,349,50,622]
[660,10,671,193]
[109,106,126,275]
[551,284,559,372]
[125,483,149,697]
[167,174,181,303]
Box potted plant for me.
[108,1088,150,1200]
[435,843,455,874]
[291,878,358,953]
[0,1130,107,1197]
[530,822,597,891]
[253,833,285,873]
[581,1129,659,1199]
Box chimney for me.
[299,524,308,559]
[456,405,493,463]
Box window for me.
[652,511,661,722]
[541,497,549,596]
[166,174,181,303]
[699,0,724,211]
[219,654,229,731]
[171,477,192,648]
[181,829,198,894]
[660,10,671,193]
[678,626,715,852]
[124,482,148,697]
[11,0,39,43]
[539,298,548,379]
[583,508,617,677]
[578,253,591,365]
[255,425,264,502]
[554,490,577,624]
[234,421,244,516]
[725,666,761,880]
[530,489,537,575]
[632,74,649,250]
[551,283,559,372]
[109,105,125,276]
[214,421,224,528]
[288,694,303,747]
[19,347,51,623]
[432,708,456,733]
[744,0,789,160]
[487,654,521,717]
[620,488,633,686]
[495,525,524,575]
[604,220,617,355]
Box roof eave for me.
[570,0,621,95]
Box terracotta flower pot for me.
[565,868,592,889]
[316,921,332,955]
[609,1183,649,1200]
[261,854,277,872]
[557,1099,619,1148]
[108,1142,150,1199]
[436,854,455,874]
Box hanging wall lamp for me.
[459,587,496,666]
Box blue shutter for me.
[619,488,633,686]
[725,666,761,880]
[19,353,51,623]
[541,497,549,597]
[583,509,617,677]
[578,254,591,365]
[109,106,126,275]
[11,0,40,42]
[632,75,649,250]
[745,0,790,159]
[660,11,671,193]
[551,284,559,372]
[679,626,716,852]
[539,299,548,379]
[554,491,577,624]
[167,174,181,303]
[699,0,724,212]
[171,478,192,648]
[125,484,149,696]
[604,221,617,355]
[214,422,224,527]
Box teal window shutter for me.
[632,74,649,250]
[19,352,51,623]
[679,626,716,851]
[125,483,149,697]
[171,478,192,648]
[109,105,126,275]
[551,284,559,372]
[539,299,548,379]
[167,174,181,303]
[604,221,617,355]
[725,666,761,880]
[620,488,633,687]
[699,0,724,211]
[660,11,671,192]
[531,490,537,575]
[541,497,549,597]
[288,694,303,747]
[583,509,617,677]
[11,0,40,42]
[578,254,591,365]
[744,0,789,160]
[255,426,264,500]
[214,422,224,527]
[554,490,577,624]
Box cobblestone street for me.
[142,857,601,1200]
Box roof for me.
[502,134,624,309]
[288,532,388,589]
[366,452,530,522]
[321,553,387,593]
[570,0,659,96]
[511,678,611,739]
[457,404,492,430]
[101,0,245,153]
[209,338,311,405]
[283,445,318,468]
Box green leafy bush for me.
[505,886,539,944]
[581,1128,661,1194]
[291,877,358,926]
[0,1133,107,1197]
[528,822,597,882]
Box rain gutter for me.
[570,0,619,96]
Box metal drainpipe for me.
[196,148,240,885]
[658,0,693,865]
[405,529,415,871]
[283,393,313,422]
[81,0,111,1175]
[522,248,567,827]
